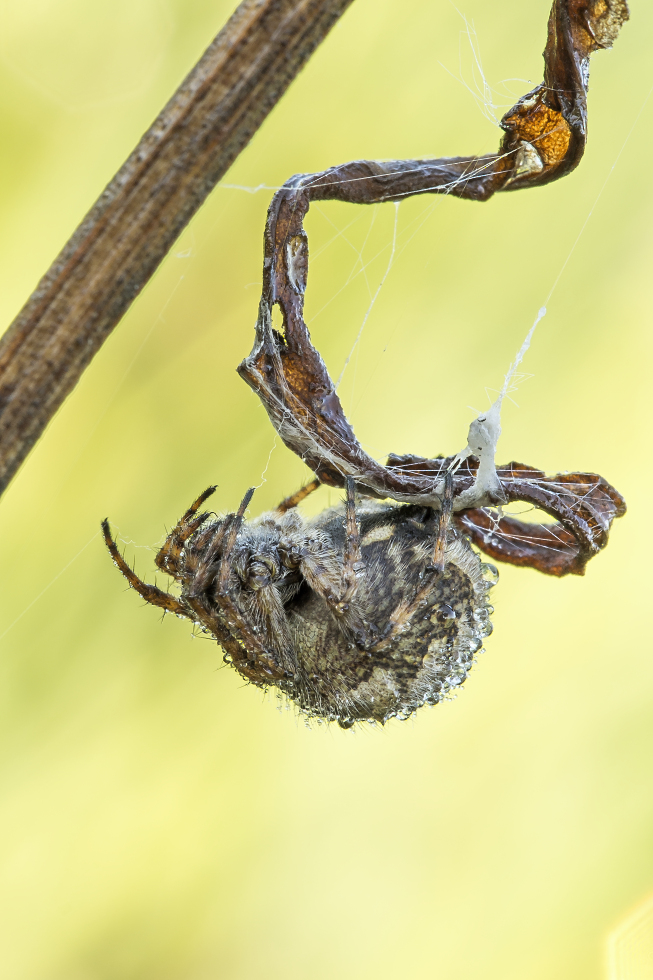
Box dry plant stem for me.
[239,0,629,577]
[0,0,356,497]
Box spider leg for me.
[428,471,454,574]
[184,592,285,686]
[340,476,364,604]
[102,519,188,617]
[243,583,298,675]
[199,488,288,681]
[215,487,254,593]
[293,478,371,646]
[155,485,217,580]
[370,472,455,654]
[275,478,320,514]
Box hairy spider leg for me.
[155,485,217,579]
[188,511,241,599]
[244,578,298,675]
[204,488,287,680]
[289,478,372,647]
[101,519,188,617]
[181,591,282,686]
[216,487,255,593]
[339,476,364,606]
[144,487,288,682]
[275,478,320,513]
[219,489,300,673]
[370,473,455,654]
[430,471,454,574]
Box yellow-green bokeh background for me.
[0,1,651,977]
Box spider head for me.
[235,550,282,591]
[185,515,302,600]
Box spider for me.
[103,0,627,727]
[103,475,495,727]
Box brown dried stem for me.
[238,0,629,576]
[0,0,356,497]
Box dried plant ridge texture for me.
[105,0,628,727]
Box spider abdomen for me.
[275,504,495,725]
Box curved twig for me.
[238,0,628,576]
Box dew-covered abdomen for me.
[279,502,497,726]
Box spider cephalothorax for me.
[103,477,495,727]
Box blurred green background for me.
[0,1,651,977]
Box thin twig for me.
[0,0,355,497]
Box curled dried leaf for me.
[238,0,628,577]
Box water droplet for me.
[432,603,457,626]
[480,562,499,587]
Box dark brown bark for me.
[0,0,355,496]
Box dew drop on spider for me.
[433,603,457,627]
[481,563,500,587]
